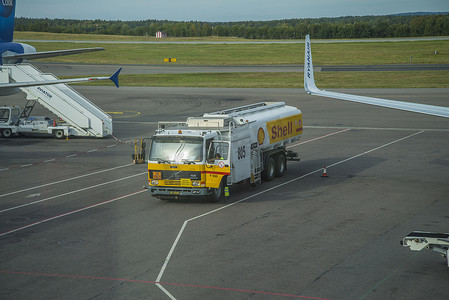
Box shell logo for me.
[257,127,265,145]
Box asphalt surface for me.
[1,86,449,300]
[32,62,449,76]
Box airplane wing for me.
[0,67,121,89]
[304,34,449,118]
[1,47,105,64]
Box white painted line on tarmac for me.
[0,190,146,237]
[326,131,424,169]
[304,125,449,132]
[155,130,425,299]
[0,171,146,214]
[156,283,177,300]
[0,143,122,172]
[25,193,41,198]
[288,128,351,148]
[0,163,135,199]
[0,271,329,299]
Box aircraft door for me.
[205,140,231,188]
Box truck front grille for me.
[165,180,181,185]
[150,170,201,180]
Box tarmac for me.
[1,86,448,299]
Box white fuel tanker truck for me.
[147,101,302,201]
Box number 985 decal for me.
[237,145,246,160]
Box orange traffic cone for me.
[321,166,328,177]
[53,119,56,127]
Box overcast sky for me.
[16,0,449,22]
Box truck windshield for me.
[149,136,204,163]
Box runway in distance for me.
[304,34,449,118]
[0,0,120,96]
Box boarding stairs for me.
[1,64,112,137]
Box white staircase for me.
[2,64,112,137]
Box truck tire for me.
[262,156,275,181]
[1,128,12,138]
[275,154,286,177]
[53,129,64,139]
[208,178,225,202]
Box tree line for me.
[15,14,449,39]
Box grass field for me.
[16,32,449,88]
[24,40,449,65]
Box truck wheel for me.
[275,154,286,177]
[262,156,275,181]
[208,179,224,202]
[1,128,12,138]
[53,129,64,139]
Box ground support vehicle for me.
[401,231,449,267]
[0,101,70,138]
[0,64,113,138]
[147,102,302,201]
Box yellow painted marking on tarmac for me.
[106,111,141,118]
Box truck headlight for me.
[192,181,200,186]
[151,180,159,185]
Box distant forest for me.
[15,14,449,39]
